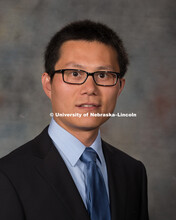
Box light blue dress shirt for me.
[48,118,109,208]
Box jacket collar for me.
[102,140,127,220]
[32,127,127,220]
[33,127,89,220]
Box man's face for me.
[42,40,125,133]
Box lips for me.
[76,103,101,108]
[76,103,100,107]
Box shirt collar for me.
[48,118,103,166]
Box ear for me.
[41,73,52,99]
[117,78,125,97]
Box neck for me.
[69,128,99,147]
[55,120,99,146]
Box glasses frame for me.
[52,69,121,87]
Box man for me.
[0,20,149,220]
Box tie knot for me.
[80,147,97,164]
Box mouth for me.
[76,103,101,110]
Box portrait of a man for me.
[0,20,149,220]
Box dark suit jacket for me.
[0,126,149,220]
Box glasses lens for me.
[94,72,117,86]
[63,70,86,84]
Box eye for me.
[99,72,106,78]
[72,71,79,77]
[98,72,107,78]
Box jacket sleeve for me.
[0,170,25,220]
[139,162,149,220]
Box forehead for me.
[56,40,119,71]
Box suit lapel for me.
[32,127,127,220]
[102,141,127,220]
[34,127,89,220]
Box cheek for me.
[103,89,119,110]
[51,83,78,110]
[51,78,67,99]
[50,83,65,110]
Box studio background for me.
[0,0,175,219]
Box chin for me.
[72,117,108,131]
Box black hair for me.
[44,20,129,79]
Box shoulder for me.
[0,126,51,173]
[102,139,147,173]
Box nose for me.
[80,74,98,96]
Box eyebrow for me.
[64,62,114,71]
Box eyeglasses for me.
[52,69,121,86]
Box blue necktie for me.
[80,147,111,220]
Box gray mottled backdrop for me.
[0,0,176,219]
